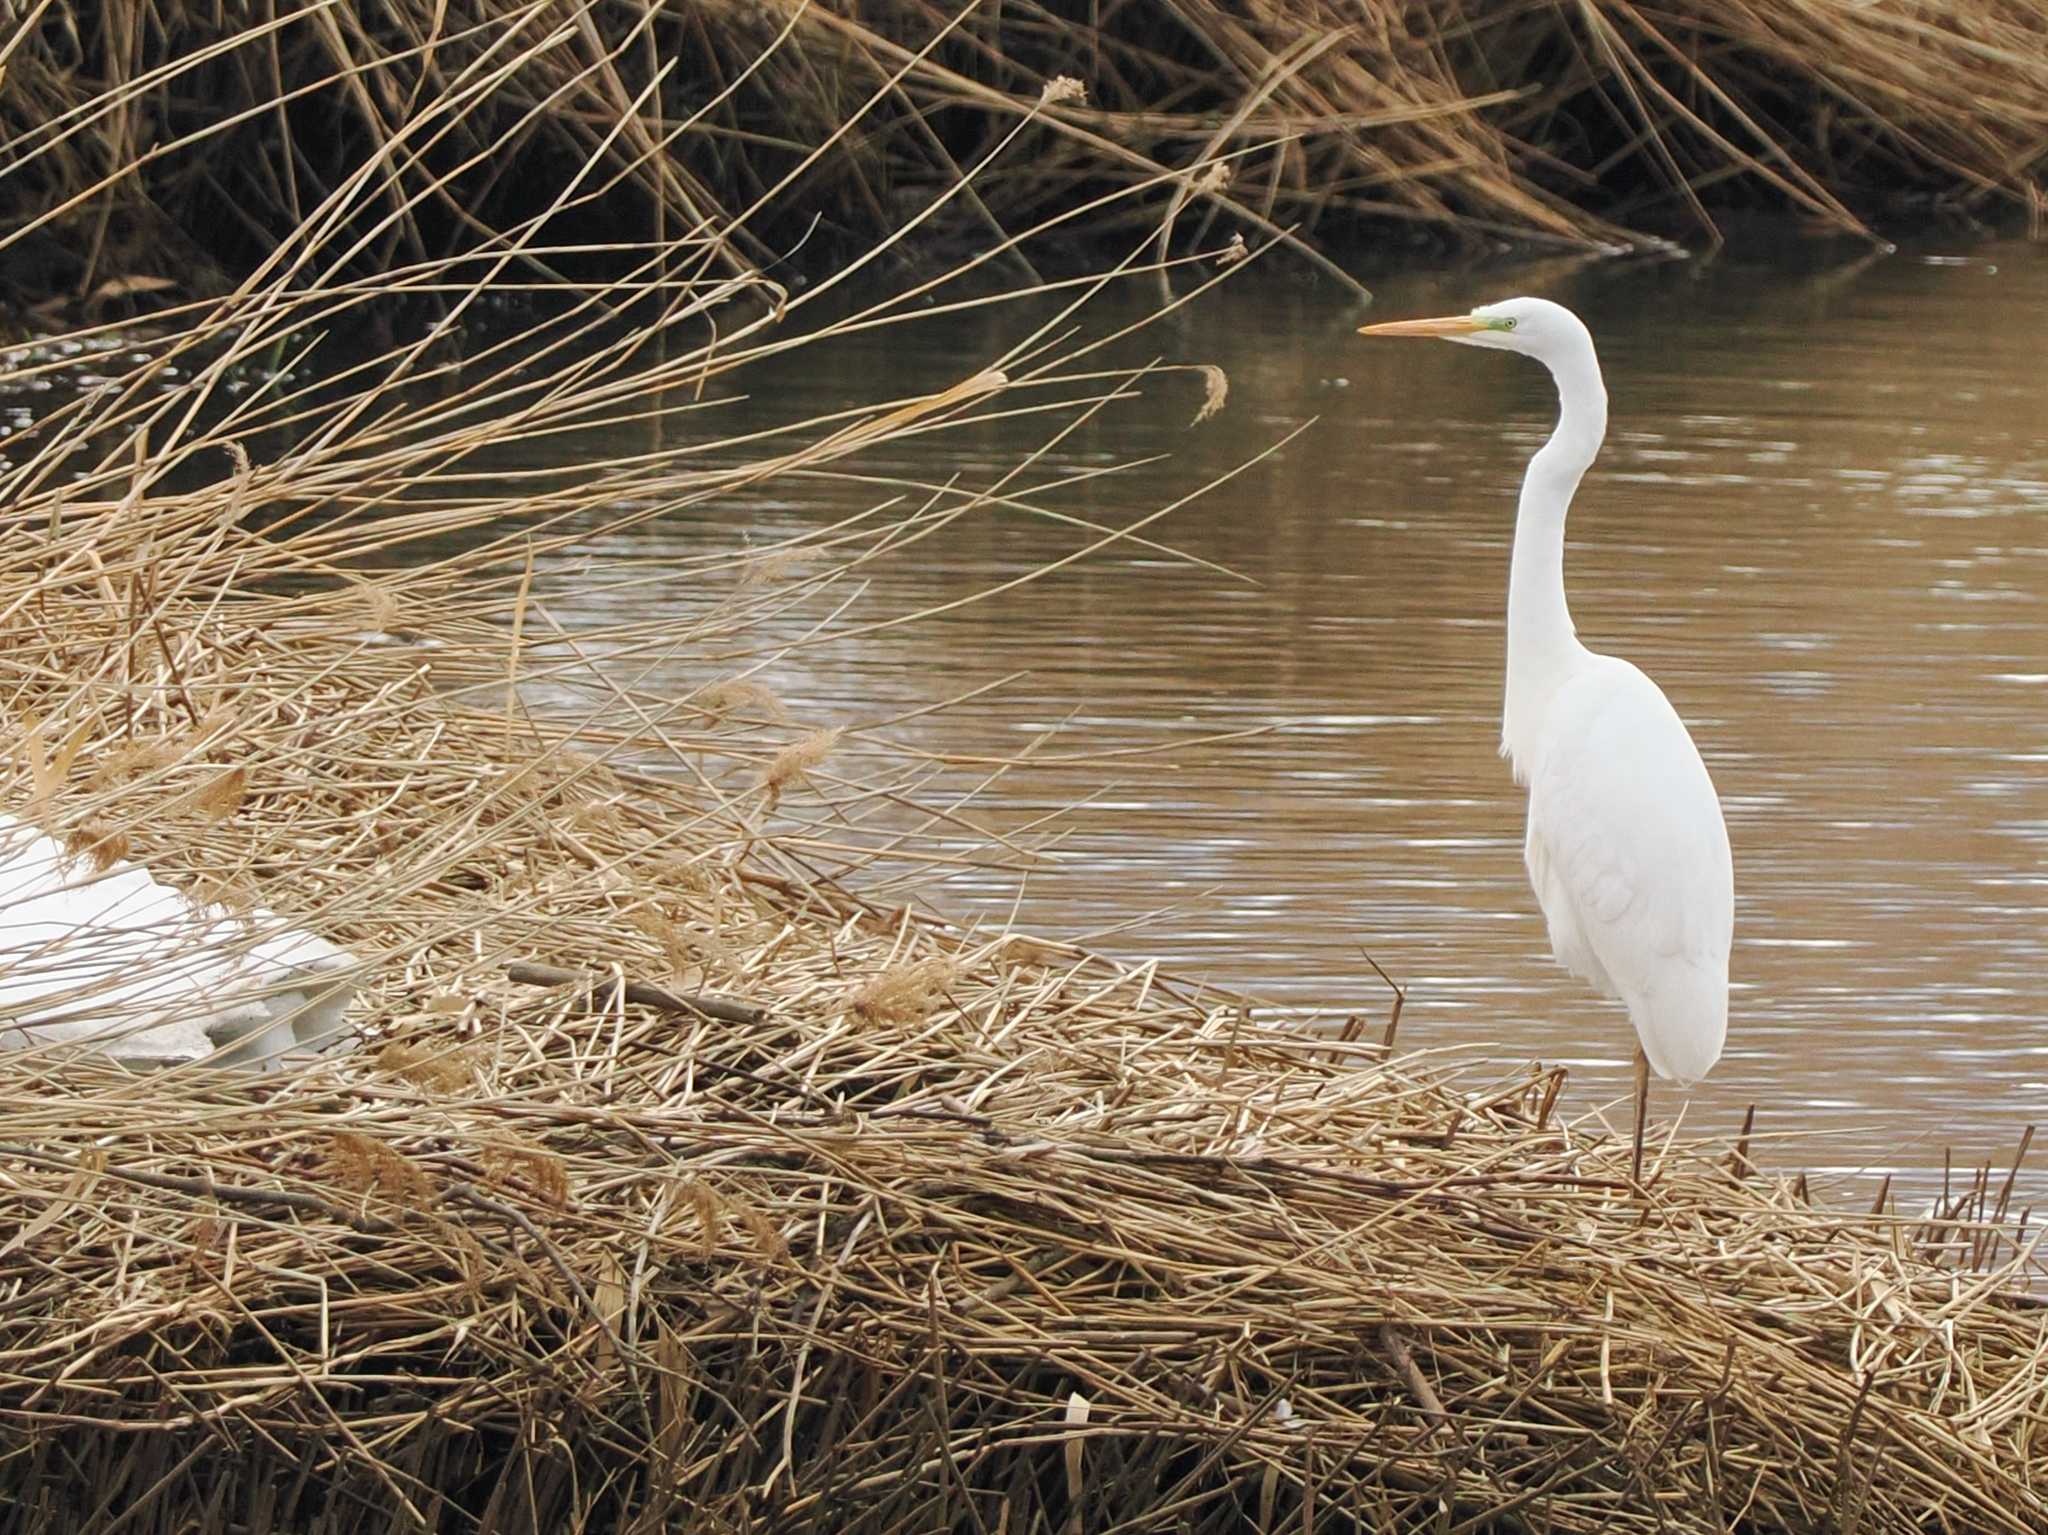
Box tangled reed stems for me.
[2,271,2047,1535]
[3,0,2045,313]
[0,17,2045,1535]
[5,425,2048,1532]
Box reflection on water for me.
[560,240,2048,1187]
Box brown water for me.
[541,239,2048,1189]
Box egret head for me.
[1358,296,1591,363]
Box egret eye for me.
[1503,318,1517,330]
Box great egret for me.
[1358,297,1732,1181]
[0,815,356,1067]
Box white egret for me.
[1359,297,1732,1182]
[0,814,356,1067]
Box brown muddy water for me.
[492,239,2048,1188]
[512,240,2048,1195]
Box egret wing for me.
[1523,661,1732,1077]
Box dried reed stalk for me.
[4,0,2044,315]
[0,21,2043,1535]
[2,300,2045,1535]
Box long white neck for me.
[1501,334,1607,778]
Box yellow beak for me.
[1356,314,1488,338]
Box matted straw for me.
[0,296,2045,1535]
[4,0,2045,312]
[0,37,2044,1535]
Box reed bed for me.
[1,22,2046,1527]
[0,204,2043,1535]
[4,0,2045,313]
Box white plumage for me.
[1361,296,1733,1175]
[1520,657,1731,1084]
[0,814,355,1067]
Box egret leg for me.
[1631,1044,1650,1186]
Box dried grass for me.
[0,17,2043,1534]
[0,319,2043,1535]
[760,726,842,809]
[3,0,2045,313]
[844,953,961,1023]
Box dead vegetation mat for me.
[5,0,2047,309]
[0,92,2043,1528]
[4,616,2046,1535]
[0,304,2045,1535]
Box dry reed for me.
[3,0,2045,314]
[0,280,2045,1535]
[0,23,2044,1535]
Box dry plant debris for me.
[3,0,2044,310]
[0,21,2042,1533]
[0,287,2042,1535]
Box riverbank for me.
[8,524,2047,1533]
[1,245,2044,1531]
[3,0,2044,311]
